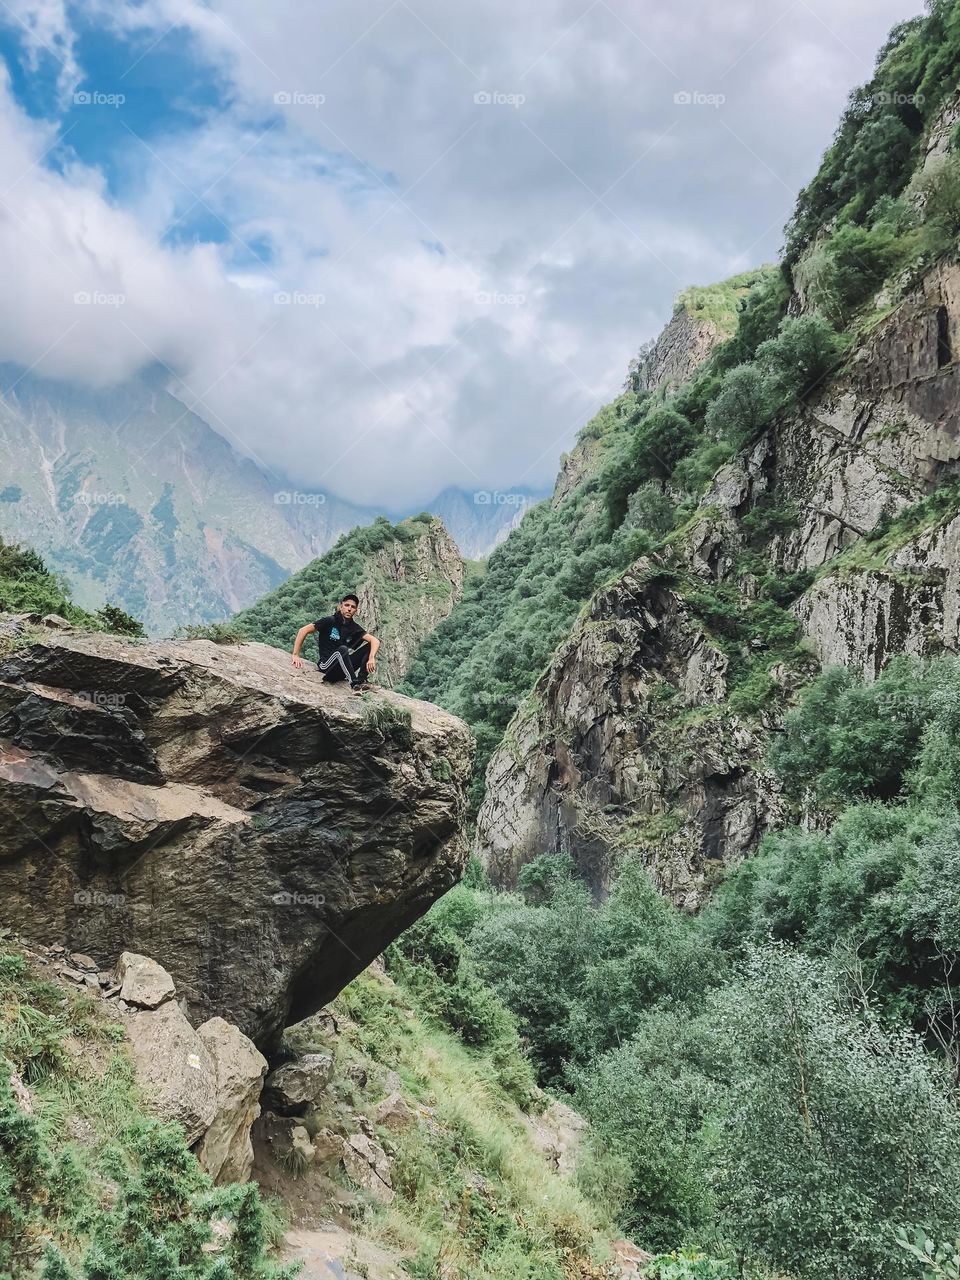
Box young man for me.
[291,594,380,694]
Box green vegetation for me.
[235,514,441,655]
[322,965,619,1280]
[0,535,144,639]
[176,620,249,644]
[414,655,960,1277]
[0,943,293,1279]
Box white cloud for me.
[0,0,925,505]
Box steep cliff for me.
[476,257,960,906]
[236,514,465,688]
[0,622,472,1044]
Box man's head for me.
[338,593,359,619]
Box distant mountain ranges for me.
[0,364,546,634]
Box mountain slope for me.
[235,514,465,688]
[0,365,376,635]
[0,368,544,636]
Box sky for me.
[0,0,925,508]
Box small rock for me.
[41,613,73,630]
[83,974,101,991]
[291,1125,316,1167]
[262,1053,334,1115]
[117,952,176,1009]
[373,1091,415,1132]
[201,1216,235,1255]
[345,1062,368,1090]
[194,1016,268,1185]
[57,965,88,984]
[310,1126,346,1167]
[342,1131,394,1202]
[9,1069,32,1114]
[125,1000,217,1145]
[70,953,98,971]
[97,971,112,986]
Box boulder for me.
[0,633,472,1045]
[125,1000,217,1145]
[341,1131,394,1202]
[117,952,176,1009]
[262,1052,334,1115]
[372,1091,415,1132]
[194,1016,268,1184]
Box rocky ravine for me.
[0,623,472,1044]
[477,260,960,907]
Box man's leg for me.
[317,644,353,683]
[347,641,371,687]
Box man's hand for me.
[292,654,306,670]
[366,657,377,673]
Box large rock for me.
[117,951,176,1009]
[262,1053,334,1115]
[195,1016,268,1183]
[125,999,217,1145]
[0,634,472,1045]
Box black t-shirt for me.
[314,611,366,659]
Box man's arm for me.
[361,632,380,673]
[292,622,316,669]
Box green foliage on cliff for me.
[0,945,293,1280]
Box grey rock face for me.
[0,632,472,1045]
[477,260,960,905]
[125,1000,218,1145]
[263,1053,335,1115]
[117,951,177,1009]
[195,1016,269,1183]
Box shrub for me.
[704,364,778,446]
[755,314,843,403]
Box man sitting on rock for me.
[291,593,380,694]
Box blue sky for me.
[0,0,926,505]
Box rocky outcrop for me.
[195,1016,269,1183]
[477,259,960,903]
[477,566,790,906]
[0,630,472,1044]
[355,517,465,687]
[634,306,726,394]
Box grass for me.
[677,268,777,338]
[328,971,620,1280]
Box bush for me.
[704,364,778,446]
[769,657,944,803]
[755,314,843,403]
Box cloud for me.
[0,0,925,506]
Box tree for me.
[704,364,779,446]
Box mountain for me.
[235,514,466,687]
[0,364,377,635]
[423,484,548,559]
[0,366,543,634]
